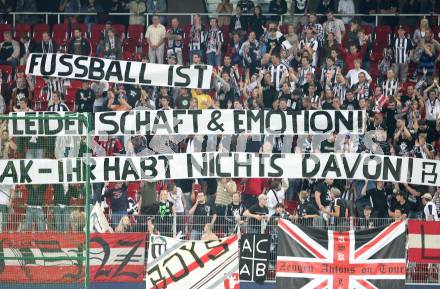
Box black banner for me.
[239,234,270,282]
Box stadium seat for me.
[374,25,391,49]
[0,23,12,42]
[112,24,126,40]
[52,23,69,46]
[91,24,105,42]
[33,23,50,42]
[433,25,440,42]
[127,24,145,41]
[65,87,78,104]
[123,38,139,53]
[361,24,373,36]
[14,24,31,39]
[70,79,83,89]
[0,64,12,76]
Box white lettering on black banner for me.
[240,234,270,282]
[0,153,438,186]
[25,53,212,89]
[8,110,366,136]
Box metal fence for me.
[4,11,440,27]
[2,210,439,283]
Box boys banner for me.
[0,153,439,186]
[8,110,366,136]
[25,53,213,89]
[0,232,146,283]
[276,219,406,289]
[146,234,240,289]
[239,234,270,282]
[408,220,440,263]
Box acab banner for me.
[239,234,269,282]
[408,220,440,263]
[0,232,146,283]
[146,234,240,289]
[276,219,406,289]
[25,53,213,89]
[0,153,439,187]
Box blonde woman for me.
[413,17,430,46]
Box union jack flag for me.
[276,219,406,289]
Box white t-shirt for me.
[267,188,285,217]
[346,68,372,87]
[168,187,185,213]
[424,201,439,221]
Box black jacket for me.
[68,37,91,56]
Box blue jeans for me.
[207,52,221,67]
[23,206,46,231]
[54,205,70,232]
[111,211,127,228]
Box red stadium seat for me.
[374,25,391,49]
[70,79,83,89]
[123,38,139,53]
[14,24,31,39]
[33,23,50,42]
[0,64,12,76]
[65,88,78,104]
[91,24,105,42]
[279,24,288,35]
[123,50,135,60]
[433,25,440,42]
[361,24,373,36]
[0,23,12,42]
[127,24,145,41]
[52,24,69,46]
[112,24,126,40]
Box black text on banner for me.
[25,53,213,89]
[8,110,366,136]
[0,153,438,186]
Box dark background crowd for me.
[0,0,439,237]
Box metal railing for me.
[5,12,440,28]
[2,211,439,283]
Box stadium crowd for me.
[0,0,439,237]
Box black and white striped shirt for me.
[189,25,206,51]
[333,82,348,103]
[298,65,315,86]
[382,79,399,97]
[393,37,413,64]
[45,78,65,102]
[48,102,69,112]
[269,63,288,91]
[352,82,371,100]
[206,28,223,53]
[299,38,319,66]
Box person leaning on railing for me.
[189,190,217,240]
[292,190,319,226]
[243,194,269,234]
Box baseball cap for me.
[422,193,432,200]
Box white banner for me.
[146,234,240,289]
[0,153,438,186]
[90,203,113,233]
[25,53,213,89]
[8,110,366,136]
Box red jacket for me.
[243,178,266,197]
[338,43,367,72]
